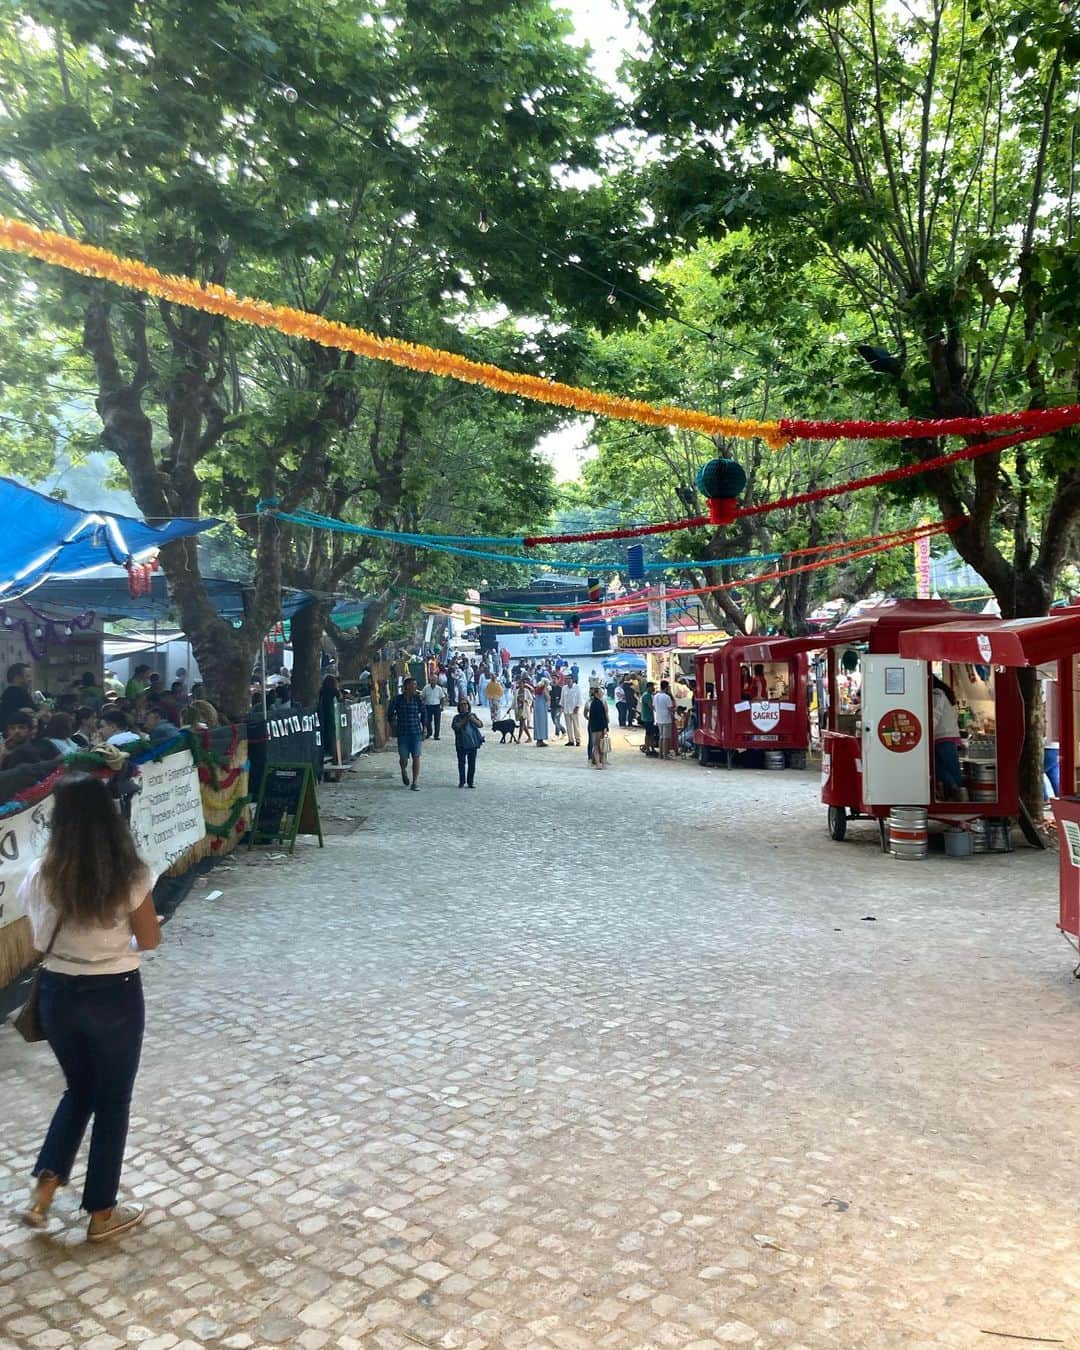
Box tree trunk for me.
[83,299,281,723]
[370,658,391,750]
[290,600,329,706]
[334,596,393,678]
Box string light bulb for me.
[478,211,490,233]
[606,289,617,305]
[280,85,298,103]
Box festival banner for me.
[350,699,371,754]
[0,797,52,933]
[129,750,205,876]
[0,749,204,934]
[914,519,932,598]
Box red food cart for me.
[692,635,810,767]
[898,605,1080,943]
[742,599,1026,848]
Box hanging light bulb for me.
[478,210,490,233]
[280,85,298,103]
[606,289,618,306]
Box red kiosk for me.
[742,599,1025,848]
[898,605,1080,943]
[692,635,811,767]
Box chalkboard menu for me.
[249,762,323,854]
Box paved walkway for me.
[1,728,1078,1350]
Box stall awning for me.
[0,477,217,598]
[742,635,830,661]
[743,600,982,662]
[26,575,316,623]
[899,610,1080,667]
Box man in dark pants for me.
[389,678,425,790]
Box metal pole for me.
[260,639,268,719]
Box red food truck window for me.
[931,661,998,805]
[740,662,790,700]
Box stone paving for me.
[2,725,1079,1350]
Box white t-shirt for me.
[422,684,446,706]
[653,691,675,725]
[562,683,583,713]
[107,730,142,747]
[19,857,156,975]
[933,687,961,740]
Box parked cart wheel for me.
[827,806,847,841]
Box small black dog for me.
[490,717,517,743]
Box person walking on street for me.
[514,678,533,743]
[452,698,484,788]
[562,675,583,746]
[640,681,658,756]
[654,680,676,759]
[549,676,564,738]
[587,685,610,768]
[421,676,447,740]
[532,674,551,747]
[485,672,504,722]
[622,677,639,727]
[614,680,628,727]
[389,677,425,790]
[19,774,162,1242]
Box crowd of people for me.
[386,653,700,784]
[0,661,221,772]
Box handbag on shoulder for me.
[12,921,60,1043]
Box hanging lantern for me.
[126,555,160,598]
[695,456,747,526]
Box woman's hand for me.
[130,893,162,951]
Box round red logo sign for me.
[877,708,923,753]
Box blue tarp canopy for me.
[27,574,316,623]
[603,652,647,671]
[0,477,217,599]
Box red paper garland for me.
[524,430,1033,546]
[777,404,1080,443]
[573,518,965,612]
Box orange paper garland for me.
[0,217,791,447]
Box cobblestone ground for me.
[2,726,1079,1350]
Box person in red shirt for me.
[748,664,770,700]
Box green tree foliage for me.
[0,0,651,712]
[628,0,1080,808]
[578,241,921,633]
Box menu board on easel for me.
[249,762,324,854]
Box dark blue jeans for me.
[35,970,144,1212]
[456,746,477,786]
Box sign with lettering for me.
[618,633,673,651]
[129,749,205,876]
[0,797,52,932]
[249,762,323,854]
[350,699,371,754]
[0,749,204,933]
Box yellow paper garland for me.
[0,216,791,448]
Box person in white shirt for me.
[420,678,447,740]
[101,708,142,748]
[653,680,676,759]
[561,676,583,747]
[18,773,161,1243]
